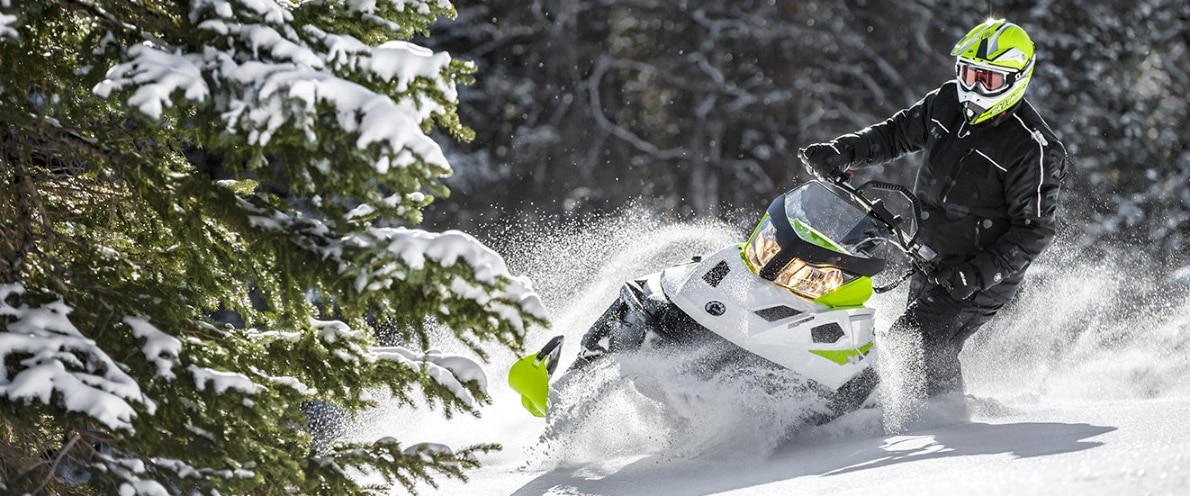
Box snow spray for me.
[344,205,1190,474]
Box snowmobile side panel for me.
[659,246,876,391]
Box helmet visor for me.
[956,62,1010,95]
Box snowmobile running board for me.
[508,335,564,417]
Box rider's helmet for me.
[951,19,1035,125]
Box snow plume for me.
[347,209,764,467]
[962,240,1190,402]
[874,324,927,434]
[539,347,830,465]
[0,284,148,431]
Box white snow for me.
[234,215,547,330]
[0,284,149,431]
[346,203,377,219]
[266,375,314,395]
[191,0,288,25]
[151,458,203,479]
[311,317,366,344]
[96,0,460,178]
[0,11,17,39]
[0,0,15,39]
[344,0,452,15]
[344,215,1190,496]
[93,45,209,120]
[188,365,261,395]
[152,455,256,481]
[370,345,489,408]
[123,316,183,380]
[118,479,170,496]
[370,41,440,84]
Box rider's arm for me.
[835,86,941,168]
[968,135,1068,289]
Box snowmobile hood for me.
[747,181,887,281]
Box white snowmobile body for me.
[510,179,932,419]
[657,245,875,390]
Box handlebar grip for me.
[857,180,923,230]
[829,169,854,184]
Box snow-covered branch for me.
[123,316,183,380]
[94,0,460,178]
[0,4,17,40]
[355,227,547,325]
[93,451,254,496]
[3,0,545,492]
[0,284,149,431]
[236,196,547,330]
[369,345,488,408]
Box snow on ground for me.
[432,398,1190,496]
[346,210,1190,496]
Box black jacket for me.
[836,81,1067,292]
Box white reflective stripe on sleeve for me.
[1036,143,1044,213]
[1014,114,1047,216]
[931,118,950,134]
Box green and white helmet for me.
[951,19,1035,124]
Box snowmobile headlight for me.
[773,258,847,299]
[744,219,781,270]
[744,216,849,299]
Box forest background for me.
[422,0,1189,265]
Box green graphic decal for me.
[809,341,875,365]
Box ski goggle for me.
[956,61,1012,95]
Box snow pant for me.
[810,268,1024,426]
[892,270,1024,397]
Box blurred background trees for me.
[424,0,1189,260]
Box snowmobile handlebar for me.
[853,180,923,231]
[826,177,940,286]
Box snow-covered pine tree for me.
[0,0,547,494]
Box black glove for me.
[800,141,854,181]
[930,263,980,301]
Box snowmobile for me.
[509,170,939,422]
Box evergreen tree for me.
[0,0,546,494]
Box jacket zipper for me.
[942,149,975,202]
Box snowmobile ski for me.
[508,335,564,417]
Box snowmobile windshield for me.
[781,182,888,260]
[743,181,887,298]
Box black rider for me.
[801,19,1068,405]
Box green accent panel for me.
[814,276,873,308]
[747,213,769,245]
[737,243,755,272]
[508,353,551,418]
[809,341,875,366]
[790,218,850,254]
